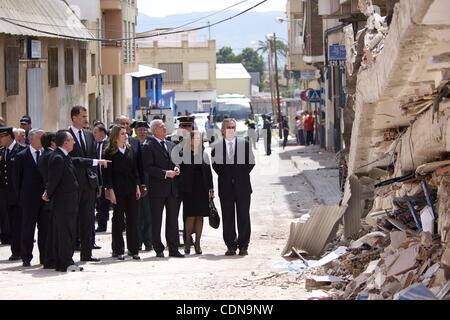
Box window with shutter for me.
[65,48,74,85]
[48,47,59,88]
[5,47,19,96]
[158,63,183,84]
[79,49,87,83]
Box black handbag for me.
[208,199,220,229]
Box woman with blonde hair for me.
[179,131,214,254]
[103,125,141,260]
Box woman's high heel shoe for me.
[194,241,202,255]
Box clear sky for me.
[137,0,286,18]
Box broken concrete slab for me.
[390,231,407,249]
[281,205,346,257]
[386,246,419,277]
[420,207,435,234]
[364,259,380,275]
[350,231,387,249]
[309,247,348,268]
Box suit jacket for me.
[38,148,53,187]
[129,136,145,186]
[211,138,255,199]
[0,141,28,205]
[96,138,109,187]
[179,150,214,193]
[142,137,179,198]
[103,147,140,196]
[68,128,98,190]
[47,148,79,202]
[14,147,45,208]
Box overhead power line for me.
[0,0,268,43]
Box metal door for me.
[27,68,44,129]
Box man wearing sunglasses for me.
[211,118,255,256]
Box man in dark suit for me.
[44,130,83,272]
[38,132,57,269]
[142,119,184,258]
[0,127,27,260]
[211,118,255,256]
[13,129,47,267]
[68,106,101,262]
[92,123,110,232]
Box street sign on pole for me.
[329,44,346,61]
[307,89,321,103]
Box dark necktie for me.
[35,150,40,164]
[5,148,9,161]
[160,141,169,157]
[78,130,87,156]
[96,141,103,159]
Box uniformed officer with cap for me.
[0,127,27,259]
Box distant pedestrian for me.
[304,111,315,146]
[13,128,26,145]
[262,115,272,156]
[281,116,289,149]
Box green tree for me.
[217,46,235,63]
[235,48,265,76]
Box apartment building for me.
[137,30,217,114]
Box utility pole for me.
[207,21,211,40]
[273,33,282,139]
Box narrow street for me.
[0,138,340,300]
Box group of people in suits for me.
[0,106,255,272]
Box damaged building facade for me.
[283,0,450,300]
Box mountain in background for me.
[137,11,288,53]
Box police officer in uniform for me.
[0,127,27,260]
[167,116,196,247]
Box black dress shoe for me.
[132,255,141,260]
[225,249,236,256]
[156,252,164,258]
[8,255,21,261]
[92,244,102,250]
[169,251,184,258]
[43,264,55,269]
[239,249,248,256]
[145,245,153,252]
[81,256,101,262]
[23,261,31,267]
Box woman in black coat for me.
[103,125,141,260]
[179,131,214,255]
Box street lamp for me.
[266,33,282,140]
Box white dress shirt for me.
[58,147,69,156]
[118,146,126,154]
[29,145,43,164]
[70,125,86,148]
[225,137,236,160]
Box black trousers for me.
[21,203,48,264]
[77,186,96,259]
[96,191,110,231]
[283,130,289,148]
[8,204,22,257]
[150,195,180,254]
[53,193,78,269]
[264,133,272,155]
[306,131,314,145]
[0,194,10,243]
[43,203,55,267]
[112,193,139,255]
[219,187,251,251]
